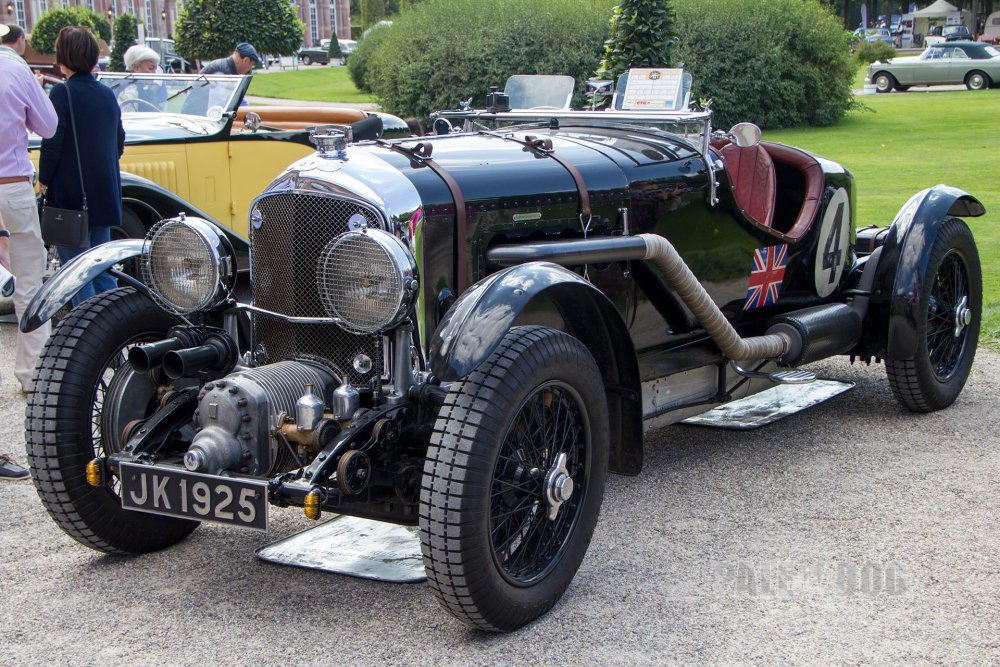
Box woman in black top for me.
[39,26,125,307]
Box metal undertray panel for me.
[681,379,854,430]
[255,514,425,583]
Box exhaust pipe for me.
[486,234,797,362]
[162,333,239,380]
[639,234,792,361]
[129,327,212,372]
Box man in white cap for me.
[0,22,58,478]
[0,23,28,65]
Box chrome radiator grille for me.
[249,191,383,383]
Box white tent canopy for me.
[911,0,959,18]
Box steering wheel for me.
[120,98,161,113]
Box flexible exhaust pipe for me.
[639,234,792,361]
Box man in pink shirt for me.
[0,23,57,479]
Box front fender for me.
[869,185,984,360]
[20,239,145,332]
[429,262,643,475]
[430,263,611,380]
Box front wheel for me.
[301,55,312,66]
[874,72,896,93]
[420,326,609,631]
[886,219,981,412]
[965,71,990,90]
[25,288,199,553]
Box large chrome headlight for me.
[141,217,236,315]
[317,229,418,334]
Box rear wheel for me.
[420,326,609,631]
[874,72,896,93]
[25,288,198,553]
[886,219,980,412]
[965,71,990,90]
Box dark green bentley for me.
[21,75,986,631]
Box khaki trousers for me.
[0,180,50,392]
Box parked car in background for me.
[868,41,1000,91]
[298,39,332,65]
[943,25,973,41]
[337,38,357,58]
[145,37,195,73]
[27,72,409,243]
[864,28,895,45]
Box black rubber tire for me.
[420,326,609,632]
[301,55,312,66]
[965,70,990,91]
[25,287,199,554]
[886,219,981,412]
[873,72,896,93]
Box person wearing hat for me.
[200,43,262,75]
[0,23,57,477]
[0,23,28,66]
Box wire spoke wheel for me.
[420,326,609,632]
[490,382,588,584]
[887,219,981,412]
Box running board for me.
[731,361,816,384]
[681,379,854,430]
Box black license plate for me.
[120,463,268,531]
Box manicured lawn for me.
[766,89,1000,347]
[247,67,376,104]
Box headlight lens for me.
[142,217,235,315]
[317,229,417,334]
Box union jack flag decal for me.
[743,244,788,311]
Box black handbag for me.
[40,83,89,249]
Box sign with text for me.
[619,68,685,111]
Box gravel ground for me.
[1,318,998,665]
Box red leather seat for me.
[720,142,777,231]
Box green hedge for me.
[854,40,896,65]
[361,0,615,122]
[673,0,855,128]
[347,22,392,94]
[30,7,112,54]
[109,14,139,72]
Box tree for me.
[109,13,140,72]
[673,0,854,128]
[174,0,304,61]
[328,36,344,63]
[596,0,679,82]
[30,7,113,54]
[361,0,388,29]
[360,0,614,121]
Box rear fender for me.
[19,240,147,332]
[868,185,984,360]
[429,263,643,475]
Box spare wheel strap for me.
[488,133,591,221]
[379,141,469,292]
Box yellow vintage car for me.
[29,72,407,244]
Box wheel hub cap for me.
[544,453,573,520]
[953,295,971,338]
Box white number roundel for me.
[814,187,851,298]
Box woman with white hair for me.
[119,44,166,111]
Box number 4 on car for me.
[21,74,984,632]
